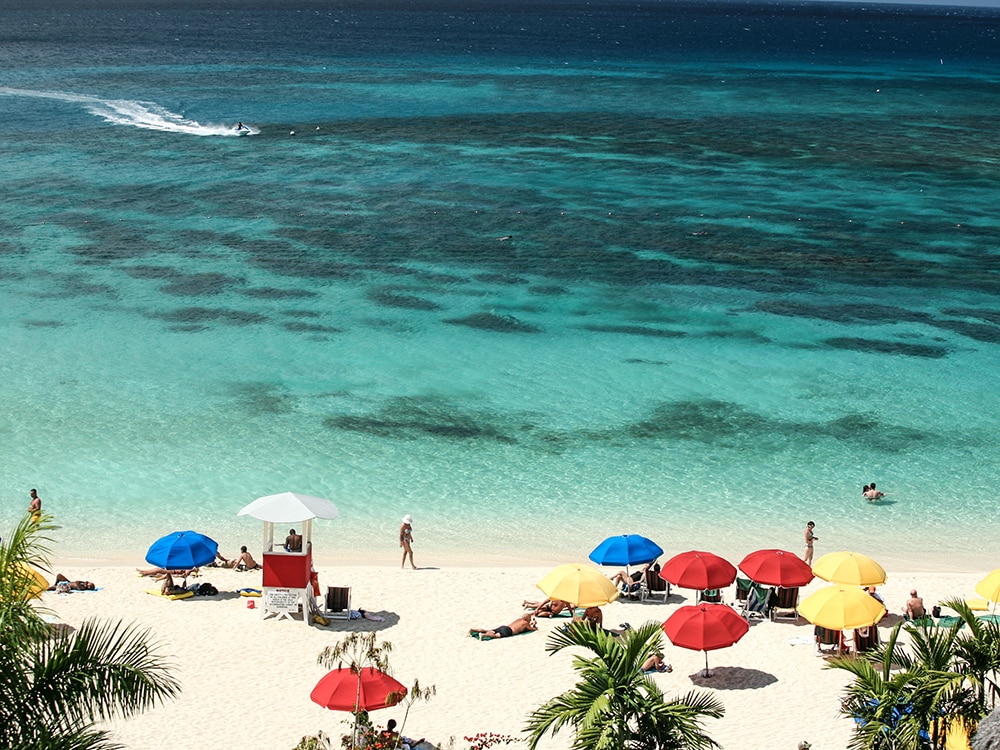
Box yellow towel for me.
[145,588,194,600]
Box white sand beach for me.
[37,559,990,750]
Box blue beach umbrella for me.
[145,530,218,570]
[589,534,664,568]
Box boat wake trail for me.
[0,87,252,136]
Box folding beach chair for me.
[698,588,722,604]
[742,582,771,621]
[644,566,670,602]
[852,625,879,653]
[815,625,847,655]
[770,586,800,622]
[735,577,752,604]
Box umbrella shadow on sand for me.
[313,611,402,631]
[689,666,777,690]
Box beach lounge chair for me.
[742,582,771,621]
[698,588,723,604]
[735,576,752,604]
[644,567,670,602]
[325,586,351,620]
[853,625,879,653]
[770,586,800,622]
[815,625,847,655]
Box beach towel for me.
[239,588,262,597]
[145,588,195,600]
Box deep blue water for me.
[1,0,998,569]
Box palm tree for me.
[0,515,180,750]
[830,616,983,750]
[525,621,724,750]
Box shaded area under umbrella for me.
[738,549,814,588]
[589,534,663,568]
[799,585,886,631]
[661,550,737,591]
[537,563,619,607]
[145,530,218,570]
[663,602,749,677]
[812,551,886,587]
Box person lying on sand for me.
[522,598,571,617]
[210,551,240,568]
[137,567,197,577]
[469,614,537,640]
[47,573,96,592]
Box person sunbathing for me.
[233,546,260,571]
[609,562,653,593]
[641,651,673,673]
[47,573,96,592]
[136,567,196,577]
[522,598,571,617]
[157,572,188,596]
[470,614,537,640]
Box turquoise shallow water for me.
[1,0,998,569]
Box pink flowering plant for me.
[464,732,519,750]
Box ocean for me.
[1,0,998,570]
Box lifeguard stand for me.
[237,492,340,627]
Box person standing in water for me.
[803,521,818,565]
[28,489,42,522]
[399,514,416,569]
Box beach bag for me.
[197,582,218,596]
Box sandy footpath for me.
[37,562,988,750]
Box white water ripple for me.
[0,87,252,136]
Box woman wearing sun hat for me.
[400,514,416,569]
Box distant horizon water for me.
[2,0,998,574]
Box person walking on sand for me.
[400,514,416,569]
[28,489,42,522]
[803,521,818,565]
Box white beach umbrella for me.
[237,492,339,523]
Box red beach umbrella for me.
[660,550,737,591]
[311,667,407,712]
[738,549,814,588]
[663,603,749,677]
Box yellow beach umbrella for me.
[799,585,887,630]
[0,564,49,601]
[537,563,620,607]
[812,551,887,587]
[975,569,1000,603]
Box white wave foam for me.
[0,86,253,136]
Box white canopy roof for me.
[237,492,340,523]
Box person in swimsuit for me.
[47,573,96,592]
[522,598,571,617]
[469,614,537,640]
[285,529,303,552]
[863,482,886,502]
[234,546,260,571]
[609,562,653,593]
[400,514,416,569]
[803,521,818,565]
[904,589,926,620]
[28,489,42,522]
[641,651,673,673]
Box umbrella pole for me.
[703,651,711,678]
